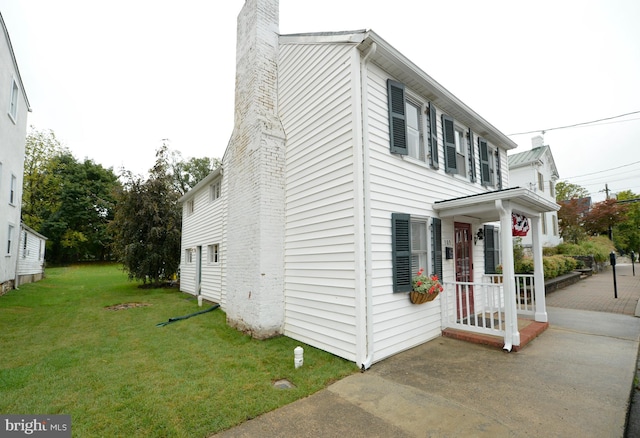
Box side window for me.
[185,249,193,264]
[7,224,14,255]
[405,99,424,161]
[9,174,17,205]
[479,138,500,188]
[8,79,19,123]
[186,199,195,215]
[538,172,544,191]
[210,180,221,202]
[22,231,27,258]
[208,244,220,263]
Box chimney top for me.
[531,135,544,148]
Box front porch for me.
[433,187,560,351]
[439,275,549,351]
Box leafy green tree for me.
[170,150,220,195]
[111,145,182,285]
[555,181,589,201]
[613,190,640,254]
[22,128,120,264]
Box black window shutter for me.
[495,149,503,189]
[429,103,439,169]
[431,217,443,279]
[479,138,491,185]
[441,115,457,174]
[468,128,476,182]
[484,224,496,273]
[387,80,408,155]
[392,213,412,292]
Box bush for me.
[543,247,558,256]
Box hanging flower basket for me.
[410,269,444,305]
[410,290,439,304]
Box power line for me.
[508,110,640,136]
[560,160,640,180]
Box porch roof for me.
[433,187,560,222]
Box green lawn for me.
[0,264,357,437]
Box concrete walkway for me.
[214,263,640,437]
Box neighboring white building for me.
[180,0,558,367]
[508,136,562,248]
[16,223,46,287]
[0,12,31,294]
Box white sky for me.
[1,0,639,202]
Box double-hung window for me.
[483,225,502,274]
[442,115,471,179]
[208,244,219,263]
[9,174,16,205]
[479,139,502,189]
[7,224,14,255]
[387,79,438,168]
[8,79,18,123]
[210,179,221,202]
[392,214,443,292]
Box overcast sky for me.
[1,0,639,202]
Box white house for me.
[0,12,31,294]
[16,223,46,287]
[508,136,562,248]
[180,0,559,368]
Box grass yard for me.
[0,264,358,437]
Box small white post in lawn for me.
[294,346,304,368]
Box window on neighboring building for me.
[552,214,558,236]
[538,172,544,192]
[549,181,555,198]
[208,243,219,263]
[8,79,19,122]
[22,231,27,258]
[9,174,17,205]
[7,224,14,255]
[210,180,221,201]
[39,240,43,260]
[392,213,442,292]
[185,249,193,263]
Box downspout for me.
[358,41,377,371]
[495,199,519,352]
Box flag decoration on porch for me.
[512,213,529,236]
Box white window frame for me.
[210,179,221,202]
[404,92,429,163]
[7,224,14,255]
[185,248,193,263]
[410,217,431,276]
[8,78,19,123]
[186,199,194,215]
[9,174,17,205]
[208,243,219,263]
[453,125,468,178]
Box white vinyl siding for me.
[179,175,226,304]
[17,227,46,276]
[279,41,359,361]
[365,63,508,362]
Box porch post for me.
[530,215,548,322]
[496,200,520,350]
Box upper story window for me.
[387,79,438,168]
[186,199,194,215]
[210,179,221,202]
[549,181,555,198]
[8,79,19,123]
[538,172,544,192]
[442,115,473,180]
[6,224,14,255]
[9,174,17,205]
[479,139,502,189]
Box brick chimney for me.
[223,0,286,339]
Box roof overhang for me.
[433,187,560,222]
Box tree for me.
[111,145,182,285]
[170,150,220,196]
[613,190,640,254]
[22,128,120,264]
[555,181,589,201]
[558,198,588,244]
[583,199,628,240]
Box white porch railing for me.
[442,275,537,337]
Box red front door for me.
[455,222,474,319]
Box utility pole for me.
[604,183,610,200]
[605,183,613,240]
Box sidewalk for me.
[213,263,640,437]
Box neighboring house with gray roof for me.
[508,136,562,248]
